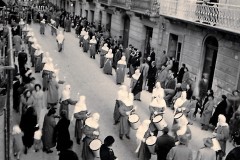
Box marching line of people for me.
[7,8,240,160]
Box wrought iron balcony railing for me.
[131,0,152,12]
[98,0,111,5]
[160,0,240,34]
[111,0,129,9]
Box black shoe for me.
[119,135,123,140]
[24,148,28,154]
[113,121,119,125]
[126,135,130,139]
[76,138,80,145]
[35,149,39,152]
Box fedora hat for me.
[178,135,188,145]
[203,138,213,148]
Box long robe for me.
[103,58,113,75]
[100,49,108,68]
[74,110,88,141]
[116,63,126,84]
[56,117,71,151]
[89,43,96,58]
[83,38,89,52]
[215,125,229,156]
[42,70,53,91]
[42,114,56,149]
[82,125,99,160]
[113,50,122,70]
[13,133,24,153]
[113,100,122,123]
[137,129,152,160]
[19,95,35,115]
[64,19,71,32]
[34,53,43,72]
[131,74,143,100]
[201,100,214,125]
[119,103,133,136]
[32,90,45,121]
[40,22,45,34]
[210,99,227,127]
[59,99,77,119]
[47,78,59,104]
[20,108,37,148]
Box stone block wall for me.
[110,11,123,38]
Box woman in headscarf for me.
[89,36,97,59]
[42,108,56,153]
[32,84,45,123]
[34,44,43,73]
[19,89,35,116]
[136,120,152,160]
[119,93,135,140]
[200,94,214,131]
[213,114,229,160]
[100,43,109,68]
[210,95,227,127]
[152,82,165,100]
[59,84,77,119]
[73,95,89,145]
[113,85,128,125]
[172,112,191,142]
[131,69,143,101]
[47,73,59,109]
[103,49,113,75]
[82,113,100,160]
[55,110,71,152]
[42,57,54,91]
[56,31,65,52]
[79,28,86,47]
[20,106,37,154]
[83,32,90,52]
[40,19,46,35]
[116,56,127,85]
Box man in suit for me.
[155,127,175,160]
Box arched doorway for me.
[123,15,130,49]
[202,36,218,89]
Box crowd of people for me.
[0,5,239,160]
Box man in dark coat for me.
[59,140,78,160]
[55,110,71,152]
[225,136,240,160]
[147,61,157,93]
[100,136,117,160]
[177,63,186,83]
[18,48,28,76]
[155,127,175,160]
[149,48,155,64]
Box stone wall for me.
[110,11,123,38]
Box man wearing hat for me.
[166,135,192,160]
[225,135,240,160]
[155,127,175,160]
[195,138,216,160]
[100,136,118,160]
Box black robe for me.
[100,144,117,160]
[56,117,71,151]
[59,149,79,160]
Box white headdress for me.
[132,69,141,80]
[61,84,71,101]
[136,120,151,141]
[85,112,100,129]
[117,56,127,65]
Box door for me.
[90,10,94,23]
[123,15,130,49]
[202,36,218,89]
[144,26,153,58]
[106,13,112,31]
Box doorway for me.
[123,15,130,49]
[85,10,88,19]
[99,11,102,24]
[202,36,218,89]
[90,10,94,23]
[144,26,153,58]
[168,33,183,62]
[106,13,112,31]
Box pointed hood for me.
[136,120,151,141]
[132,69,141,80]
[102,43,109,52]
[85,112,100,129]
[61,84,71,101]
[117,56,127,65]
[90,36,97,44]
[105,49,113,58]
[56,31,65,43]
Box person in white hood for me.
[89,36,97,59]
[59,84,78,119]
[83,32,90,52]
[34,44,44,72]
[100,43,109,68]
[42,58,55,91]
[56,31,65,52]
[116,56,127,85]
[73,95,90,144]
[103,49,113,75]
[40,19,46,35]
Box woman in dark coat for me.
[20,106,37,154]
[100,136,117,160]
[147,61,157,93]
[210,95,227,127]
[177,63,186,83]
[55,110,71,152]
[42,108,56,153]
[73,96,89,145]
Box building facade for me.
[55,0,240,96]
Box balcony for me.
[111,0,129,9]
[160,0,240,34]
[131,0,152,12]
[98,0,111,6]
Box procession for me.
[1,1,240,160]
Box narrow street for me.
[14,23,233,160]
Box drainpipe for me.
[2,26,15,160]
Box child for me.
[33,124,42,152]
[13,125,24,160]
